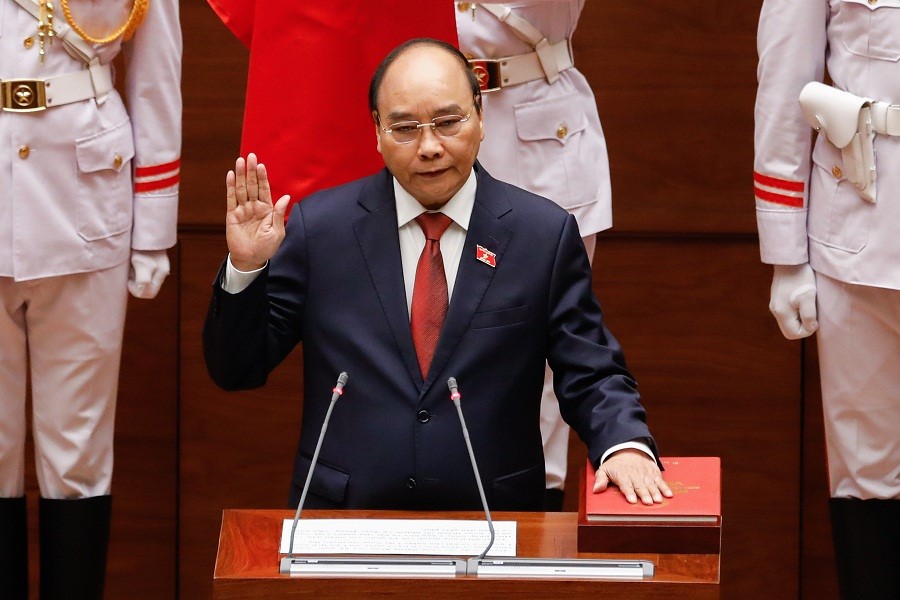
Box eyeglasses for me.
[379,112,473,144]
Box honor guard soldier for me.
[457,2,624,510]
[0,1,181,598]
[755,1,900,597]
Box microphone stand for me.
[447,377,494,560]
[288,372,348,554]
[278,371,465,576]
[447,378,655,579]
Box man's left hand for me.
[593,449,673,505]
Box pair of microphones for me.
[286,372,495,559]
[280,372,657,579]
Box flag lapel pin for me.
[475,245,497,268]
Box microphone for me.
[286,371,348,555]
[447,377,495,559]
[447,378,657,580]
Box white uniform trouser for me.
[0,263,128,499]
[542,233,597,491]
[816,273,900,500]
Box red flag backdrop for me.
[207,1,459,211]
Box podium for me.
[214,509,719,599]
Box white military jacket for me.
[754,0,900,290]
[0,0,181,281]
[456,0,612,236]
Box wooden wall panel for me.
[178,235,305,599]
[575,1,762,234]
[592,236,800,598]
[178,1,248,228]
[107,254,180,599]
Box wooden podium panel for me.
[214,509,719,599]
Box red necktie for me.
[411,213,453,378]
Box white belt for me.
[870,101,900,137]
[468,39,574,93]
[1,64,113,112]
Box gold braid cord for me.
[60,0,149,44]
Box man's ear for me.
[373,111,383,154]
[475,95,485,141]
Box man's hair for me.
[368,37,482,120]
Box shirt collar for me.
[394,169,476,231]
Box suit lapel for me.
[353,170,423,389]
[423,168,513,393]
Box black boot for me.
[39,495,112,600]
[0,496,28,600]
[829,498,900,600]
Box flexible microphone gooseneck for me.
[286,371,349,555]
[447,377,495,560]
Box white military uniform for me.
[0,0,182,499]
[456,1,611,494]
[754,0,900,501]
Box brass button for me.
[464,52,474,60]
[18,146,30,160]
[113,154,123,169]
[832,165,842,179]
[556,124,568,139]
[458,3,471,11]
[24,37,35,49]
[868,0,878,5]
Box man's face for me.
[374,46,484,210]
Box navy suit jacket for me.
[203,164,658,511]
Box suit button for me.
[406,477,417,489]
[458,3,471,11]
[18,146,30,160]
[556,124,568,139]
[113,154,124,169]
[417,410,430,423]
[24,37,35,49]
[869,0,878,4]
[832,165,842,179]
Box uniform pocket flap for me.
[811,136,845,180]
[75,120,135,174]
[514,93,587,144]
[840,0,900,9]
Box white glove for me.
[769,263,818,340]
[128,250,170,299]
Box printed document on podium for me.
[280,519,516,556]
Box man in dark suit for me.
[203,38,672,511]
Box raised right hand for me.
[225,153,291,271]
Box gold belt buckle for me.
[2,79,48,112]
[467,59,503,93]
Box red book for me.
[578,457,722,554]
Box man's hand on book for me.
[594,449,674,505]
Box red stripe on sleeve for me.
[134,174,180,193]
[753,171,805,193]
[755,186,804,208]
[135,159,181,178]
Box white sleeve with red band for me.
[753,0,828,266]
[123,0,183,252]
